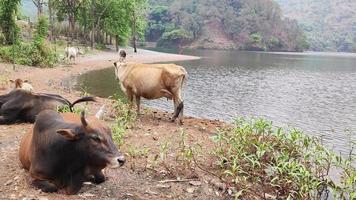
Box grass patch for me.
[211,117,355,199]
[110,94,137,147]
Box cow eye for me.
[90,134,101,142]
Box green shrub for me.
[95,43,106,50]
[110,94,137,146]
[211,117,355,199]
[157,29,192,48]
[0,16,58,67]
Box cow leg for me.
[0,116,8,124]
[171,98,178,122]
[65,174,85,195]
[172,93,184,125]
[88,171,106,184]
[0,113,18,124]
[135,95,141,115]
[93,171,106,184]
[32,179,58,193]
[126,90,134,115]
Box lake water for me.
[76,49,356,156]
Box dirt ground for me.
[0,49,234,200]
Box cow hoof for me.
[32,180,58,193]
[90,173,106,184]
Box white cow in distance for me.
[65,47,84,64]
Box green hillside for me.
[146,0,308,52]
[275,0,356,52]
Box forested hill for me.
[275,0,356,52]
[146,0,308,52]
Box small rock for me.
[10,194,16,199]
[227,188,233,196]
[265,193,277,200]
[145,189,158,195]
[82,193,95,197]
[189,181,202,186]
[210,179,226,191]
[156,184,171,189]
[215,191,220,196]
[4,180,13,186]
[186,187,195,193]
[39,197,49,200]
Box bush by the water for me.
[211,118,355,199]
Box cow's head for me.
[77,47,84,55]
[10,79,29,89]
[113,62,126,81]
[57,111,125,168]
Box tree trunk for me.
[110,35,112,45]
[48,0,54,41]
[91,0,95,49]
[132,11,137,53]
[115,35,119,52]
[33,0,43,17]
[133,36,137,53]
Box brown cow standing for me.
[19,110,125,194]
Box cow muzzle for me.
[108,155,125,168]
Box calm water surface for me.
[77,49,356,156]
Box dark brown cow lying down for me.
[19,110,125,194]
[0,89,95,124]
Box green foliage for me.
[0,15,57,67]
[110,94,137,147]
[211,117,355,199]
[33,15,49,46]
[158,29,192,47]
[56,105,85,115]
[146,0,308,52]
[276,0,356,52]
[0,0,21,45]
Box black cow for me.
[19,110,125,194]
[0,90,95,124]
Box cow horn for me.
[80,111,88,127]
[95,104,105,119]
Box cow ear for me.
[24,80,29,83]
[9,80,14,83]
[57,129,79,140]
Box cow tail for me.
[180,68,187,100]
[69,96,96,112]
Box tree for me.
[104,0,131,51]
[127,0,147,53]
[32,0,47,17]
[0,0,21,45]
[52,0,85,42]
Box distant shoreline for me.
[263,51,356,58]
